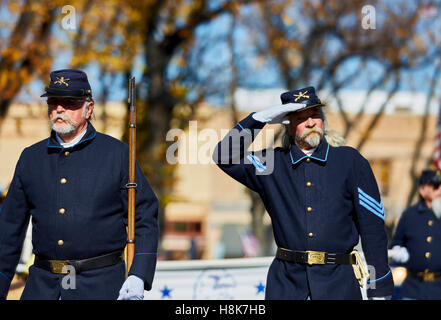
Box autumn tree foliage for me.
[0,0,57,123]
[1,0,440,253]
[229,0,440,253]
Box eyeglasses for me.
[47,98,86,108]
[429,178,441,189]
[431,182,441,189]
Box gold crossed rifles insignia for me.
[293,90,309,102]
[54,76,70,86]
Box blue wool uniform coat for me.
[213,113,394,299]
[391,202,441,299]
[0,123,158,300]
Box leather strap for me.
[44,87,90,97]
[34,250,124,274]
[276,247,355,265]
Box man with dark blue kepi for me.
[390,169,441,299]
[213,86,394,299]
[0,69,158,300]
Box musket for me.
[126,76,136,278]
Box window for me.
[173,222,187,232]
[165,221,203,236]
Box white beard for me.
[49,102,88,136]
[296,127,324,149]
[304,131,322,148]
[432,197,441,219]
[49,114,77,136]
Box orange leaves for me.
[0,0,56,105]
[1,47,22,63]
[7,1,22,14]
[170,81,189,100]
[0,68,32,100]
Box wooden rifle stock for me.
[126,76,136,278]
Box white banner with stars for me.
[143,257,272,300]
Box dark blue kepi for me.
[280,86,325,112]
[41,69,92,98]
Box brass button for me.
[307,207,312,212]
[308,232,314,238]
[60,178,67,184]
[428,220,434,226]
[427,236,433,243]
[425,252,431,259]
[58,240,64,246]
[64,151,70,156]
[306,182,312,187]
[59,208,66,215]
[306,158,311,163]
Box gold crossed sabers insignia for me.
[54,76,70,86]
[293,90,309,102]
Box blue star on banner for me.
[255,281,265,294]
[160,285,173,299]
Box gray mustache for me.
[301,127,323,138]
[50,114,76,126]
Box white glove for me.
[389,245,409,263]
[117,275,145,300]
[252,103,307,124]
[369,296,392,300]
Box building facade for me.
[0,90,438,260]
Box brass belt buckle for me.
[50,260,70,274]
[422,271,435,282]
[306,251,326,265]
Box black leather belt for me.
[408,270,441,282]
[34,250,124,274]
[276,247,356,265]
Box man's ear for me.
[85,101,94,120]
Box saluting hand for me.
[252,103,307,124]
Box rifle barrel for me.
[126,76,136,278]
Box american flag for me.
[434,104,441,170]
[240,231,260,257]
